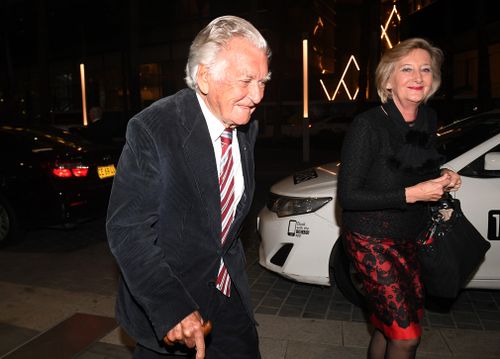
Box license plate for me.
[97,164,116,179]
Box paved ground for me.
[1,139,500,358]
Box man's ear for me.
[197,65,209,95]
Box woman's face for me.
[387,48,433,109]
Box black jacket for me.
[106,88,257,352]
[338,101,442,239]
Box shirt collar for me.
[196,92,233,143]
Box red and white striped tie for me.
[216,128,235,296]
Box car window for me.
[460,144,500,178]
[436,114,500,162]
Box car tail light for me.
[52,165,89,178]
[71,167,89,177]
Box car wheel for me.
[0,194,19,246]
[330,238,366,308]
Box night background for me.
[1,1,500,357]
[1,0,500,131]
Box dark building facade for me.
[0,0,499,129]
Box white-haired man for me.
[107,15,271,358]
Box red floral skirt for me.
[344,229,424,340]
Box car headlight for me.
[266,193,332,217]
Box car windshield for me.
[436,113,500,162]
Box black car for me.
[0,124,120,244]
[69,112,127,146]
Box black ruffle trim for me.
[388,130,444,174]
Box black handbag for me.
[418,195,491,298]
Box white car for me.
[258,110,500,298]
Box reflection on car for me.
[258,110,500,297]
[0,124,120,244]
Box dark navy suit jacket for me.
[106,88,257,352]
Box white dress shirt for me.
[196,93,244,207]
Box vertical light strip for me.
[302,38,309,162]
[303,39,308,119]
[80,63,88,126]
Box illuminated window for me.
[139,64,163,107]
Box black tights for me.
[368,329,420,359]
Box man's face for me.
[197,37,270,128]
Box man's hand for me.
[163,311,212,359]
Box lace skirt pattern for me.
[344,229,424,340]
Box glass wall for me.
[490,43,500,98]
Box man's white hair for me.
[185,15,271,91]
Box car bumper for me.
[257,205,340,286]
[15,179,114,229]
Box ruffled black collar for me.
[381,99,428,134]
[381,100,443,174]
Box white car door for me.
[446,135,500,287]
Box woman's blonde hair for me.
[375,38,444,103]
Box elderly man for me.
[106,15,271,359]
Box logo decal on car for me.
[287,220,310,237]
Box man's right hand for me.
[163,311,212,359]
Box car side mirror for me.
[484,152,500,171]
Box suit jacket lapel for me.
[178,89,255,252]
[234,129,251,222]
[180,91,221,246]
[220,126,254,252]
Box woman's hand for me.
[440,168,462,192]
[405,173,452,203]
